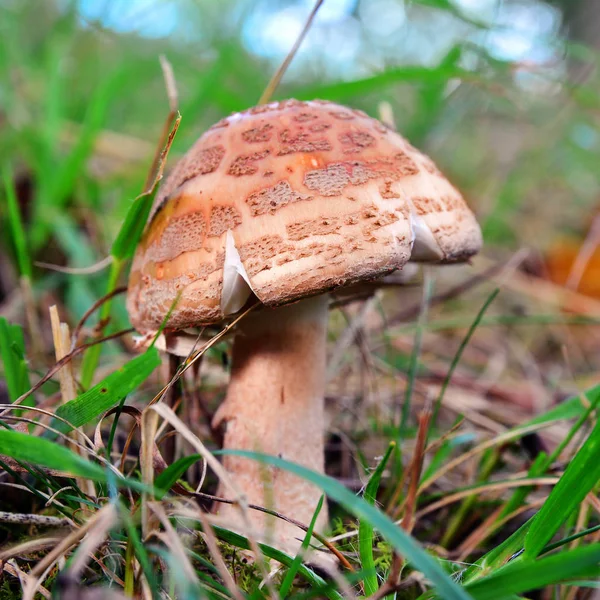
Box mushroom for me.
[127,99,482,552]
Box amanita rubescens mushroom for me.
[127,99,482,552]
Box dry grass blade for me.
[148,502,201,589]
[424,418,465,455]
[60,503,119,582]
[50,305,96,501]
[144,55,179,192]
[402,409,431,532]
[21,504,118,600]
[140,405,157,539]
[258,0,324,104]
[0,537,64,562]
[3,560,51,600]
[455,500,546,560]
[196,510,246,600]
[377,100,396,130]
[415,477,560,520]
[35,255,113,275]
[418,422,555,494]
[142,402,279,593]
[376,410,432,600]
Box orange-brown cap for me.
[127,99,482,333]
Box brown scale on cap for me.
[128,99,482,333]
[339,130,376,152]
[241,123,274,143]
[227,150,271,177]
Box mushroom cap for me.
[127,99,482,332]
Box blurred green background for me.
[1,0,599,326]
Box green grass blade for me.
[431,289,499,428]
[465,544,600,599]
[155,453,203,498]
[219,450,472,600]
[79,258,124,389]
[2,164,32,278]
[111,112,180,261]
[0,429,153,495]
[111,187,159,261]
[49,69,125,212]
[279,495,324,598]
[0,428,107,481]
[401,274,433,434]
[542,523,600,554]
[57,348,161,429]
[523,418,600,558]
[119,501,160,595]
[461,519,532,583]
[212,526,343,600]
[522,384,600,427]
[293,65,472,102]
[498,451,547,519]
[501,389,600,520]
[0,318,31,402]
[359,441,395,597]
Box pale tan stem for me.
[212,296,329,552]
[49,306,96,505]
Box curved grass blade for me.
[2,165,32,278]
[431,289,499,429]
[155,453,203,498]
[0,428,107,481]
[465,544,600,599]
[218,450,472,600]
[0,319,32,403]
[360,441,395,596]
[56,348,161,430]
[524,418,600,559]
[279,495,324,597]
[212,525,343,600]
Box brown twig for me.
[0,511,72,528]
[71,286,128,346]
[402,409,431,533]
[185,492,355,571]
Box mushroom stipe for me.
[127,99,482,555]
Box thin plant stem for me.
[258,0,324,104]
[431,288,500,431]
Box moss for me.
[0,579,20,600]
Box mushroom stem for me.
[212,295,329,551]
